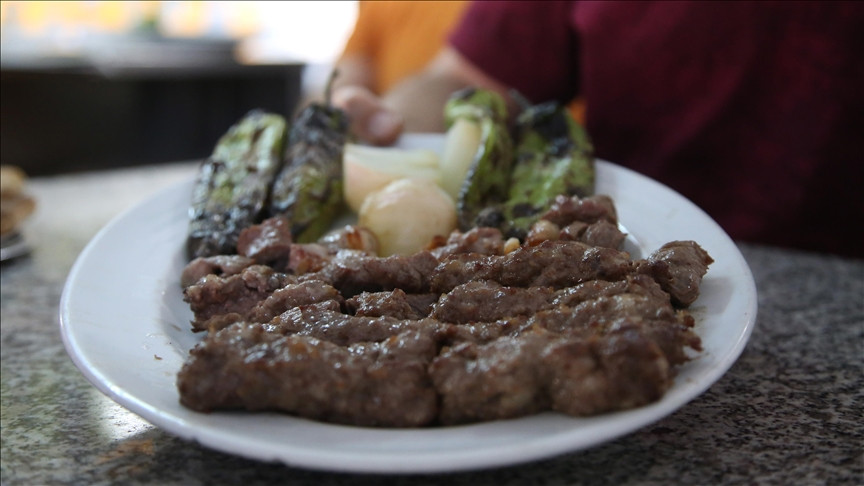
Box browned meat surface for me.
[430,326,672,425]
[345,289,438,320]
[430,275,671,326]
[177,324,439,427]
[267,303,423,346]
[536,291,677,332]
[430,281,555,324]
[180,255,255,288]
[183,265,296,332]
[285,243,334,274]
[236,216,294,269]
[528,219,626,251]
[176,193,715,427]
[542,325,672,416]
[430,332,553,424]
[638,240,714,306]
[580,220,627,249]
[527,293,700,365]
[551,274,673,311]
[264,301,521,348]
[246,279,342,323]
[317,225,379,254]
[437,318,528,345]
[313,250,440,296]
[429,227,507,259]
[559,221,589,241]
[236,218,379,274]
[430,240,633,292]
[540,194,618,226]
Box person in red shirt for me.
[333,1,863,257]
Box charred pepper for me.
[269,72,350,243]
[445,88,515,231]
[186,110,288,259]
[479,99,595,239]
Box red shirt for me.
[450,1,864,257]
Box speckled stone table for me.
[2,163,862,485]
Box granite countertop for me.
[1,163,862,485]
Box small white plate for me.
[60,135,757,474]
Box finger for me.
[331,86,404,146]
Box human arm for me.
[332,54,376,94]
[382,47,514,133]
[332,46,512,145]
[332,0,581,144]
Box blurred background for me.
[0,1,358,175]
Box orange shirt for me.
[340,1,469,94]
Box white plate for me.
[60,135,757,474]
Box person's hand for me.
[331,86,404,146]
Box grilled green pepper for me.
[481,99,595,239]
[269,72,350,243]
[186,110,288,259]
[445,88,515,231]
